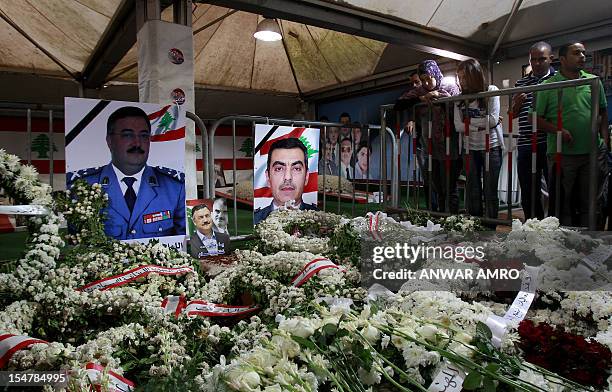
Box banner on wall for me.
[64,97,186,250]
[252,125,320,225]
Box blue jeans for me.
[466,148,502,219]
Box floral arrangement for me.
[317,174,353,194]
[0,150,611,391]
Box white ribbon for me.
[85,363,135,392]
[485,266,539,347]
[77,265,195,292]
[0,205,51,216]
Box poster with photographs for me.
[64,97,187,250]
[253,125,320,225]
[187,198,230,258]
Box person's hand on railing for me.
[404,121,415,135]
[419,90,441,104]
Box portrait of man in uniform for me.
[189,202,230,258]
[254,137,317,225]
[67,105,186,240]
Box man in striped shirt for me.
[511,41,555,219]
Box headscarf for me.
[398,60,460,100]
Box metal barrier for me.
[382,76,603,229]
[207,115,399,236]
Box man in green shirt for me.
[535,41,609,226]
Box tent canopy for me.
[0,0,610,95]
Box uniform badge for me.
[143,210,172,224]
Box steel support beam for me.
[201,0,487,61]
[499,19,612,60]
[81,0,138,88]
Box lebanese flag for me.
[253,125,320,209]
[148,105,185,142]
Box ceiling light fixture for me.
[254,18,282,42]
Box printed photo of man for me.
[254,137,317,224]
[189,202,230,258]
[67,106,186,240]
[212,197,229,235]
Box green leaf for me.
[291,335,316,351]
[484,363,501,373]
[483,377,496,392]
[462,371,483,390]
[322,323,338,336]
[476,321,493,340]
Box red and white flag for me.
[291,258,344,288]
[0,334,47,368]
[148,104,186,142]
[85,363,135,392]
[253,124,320,209]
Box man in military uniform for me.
[67,106,186,240]
[254,137,318,225]
[189,203,230,258]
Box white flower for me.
[278,317,318,339]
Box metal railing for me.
[382,76,603,229]
[207,115,399,236]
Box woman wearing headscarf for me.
[395,60,462,213]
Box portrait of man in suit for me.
[67,106,186,240]
[254,137,317,225]
[189,202,230,258]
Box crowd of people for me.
[405,40,609,227]
[319,40,611,228]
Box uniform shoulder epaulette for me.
[153,166,185,183]
[67,166,103,184]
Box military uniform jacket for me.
[254,201,318,225]
[68,164,186,240]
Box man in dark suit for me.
[190,203,230,258]
[67,106,185,240]
[254,137,318,225]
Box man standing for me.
[254,138,317,224]
[68,106,186,240]
[535,42,609,226]
[512,41,555,220]
[190,203,230,258]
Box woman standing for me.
[454,59,505,220]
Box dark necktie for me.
[123,177,137,213]
[346,167,351,179]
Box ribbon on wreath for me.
[427,360,466,392]
[366,212,383,241]
[0,333,48,368]
[161,296,260,318]
[184,301,260,318]
[0,205,51,216]
[77,265,195,293]
[85,363,135,392]
[291,258,344,288]
[485,265,540,348]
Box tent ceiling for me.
[0,0,611,95]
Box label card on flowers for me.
[427,361,466,392]
[187,199,231,259]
